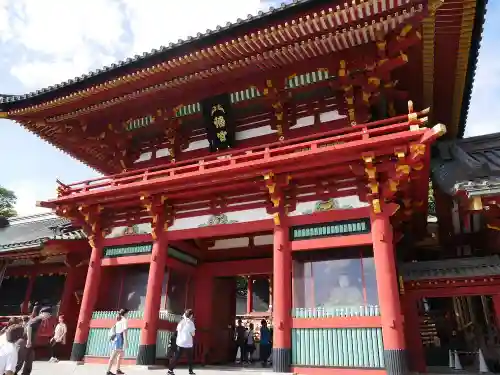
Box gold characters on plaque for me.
[211,104,228,144]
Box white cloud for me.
[0,0,263,90]
[121,0,261,56]
[7,180,52,217]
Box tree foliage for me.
[236,276,248,297]
[0,186,17,218]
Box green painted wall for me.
[156,330,175,358]
[291,327,384,368]
[291,218,371,240]
[86,328,141,359]
[292,306,380,318]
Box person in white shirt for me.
[49,315,67,363]
[106,309,128,375]
[0,325,23,375]
[168,309,195,375]
[245,323,256,363]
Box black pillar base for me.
[272,347,291,373]
[70,342,87,362]
[137,344,157,366]
[384,349,408,375]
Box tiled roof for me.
[399,256,500,281]
[0,213,86,253]
[431,132,500,197]
[0,0,488,140]
[458,0,488,138]
[0,0,319,108]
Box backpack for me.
[108,324,116,341]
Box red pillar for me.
[371,214,407,375]
[272,219,292,372]
[59,264,77,316]
[402,295,425,373]
[70,236,103,362]
[247,276,253,314]
[21,272,35,314]
[137,231,168,365]
[492,295,500,327]
[193,267,214,365]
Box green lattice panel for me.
[292,306,381,318]
[287,70,329,89]
[125,115,155,131]
[92,310,144,319]
[86,328,140,359]
[103,243,153,258]
[291,218,371,240]
[124,70,331,132]
[156,330,175,358]
[291,328,384,368]
[168,247,198,265]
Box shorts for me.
[112,333,124,350]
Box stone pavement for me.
[29,361,275,375]
[28,362,484,375]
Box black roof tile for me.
[0,213,86,253]
[400,256,500,281]
[431,132,500,196]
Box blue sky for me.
[0,0,499,216]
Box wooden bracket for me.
[263,172,291,225]
[141,194,170,240]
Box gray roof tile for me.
[432,133,500,196]
[0,213,86,253]
[400,256,500,281]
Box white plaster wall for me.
[289,195,368,216]
[169,207,272,231]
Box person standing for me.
[166,330,178,362]
[234,319,247,364]
[168,309,195,375]
[246,323,256,364]
[106,309,128,375]
[259,320,271,368]
[48,315,67,363]
[17,306,52,375]
[0,317,22,347]
[0,325,25,375]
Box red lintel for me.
[292,316,382,329]
[291,233,372,252]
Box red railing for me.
[47,111,431,206]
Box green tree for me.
[0,186,17,218]
[236,276,248,297]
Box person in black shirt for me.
[235,319,247,364]
[16,306,51,375]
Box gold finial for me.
[433,123,447,137]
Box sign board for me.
[201,93,235,151]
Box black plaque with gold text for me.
[201,93,235,152]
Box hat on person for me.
[39,306,52,315]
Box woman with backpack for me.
[106,309,128,375]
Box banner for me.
[201,93,235,152]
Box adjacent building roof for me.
[399,256,500,281]
[0,213,86,253]
[431,133,500,197]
